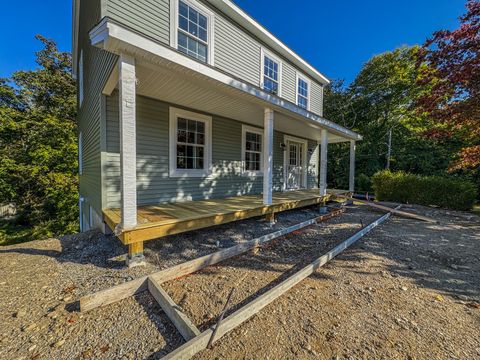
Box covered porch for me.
[104,189,349,251]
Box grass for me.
[0,221,36,246]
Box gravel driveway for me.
[0,204,479,359]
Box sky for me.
[0,0,466,83]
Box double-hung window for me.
[169,107,212,177]
[261,49,282,95]
[297,74,310,110]
[176,0,211,63]
[242,126,263,174]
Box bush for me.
[356,173,372,192]
[372,170,478,211]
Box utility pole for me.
[386,129,392,170]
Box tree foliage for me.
[417,0,480,171]
[0,36,78,237]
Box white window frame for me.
[296,72,311,111]
[170,0,215,66]
[79,50,84,107]
[260,48,282,97]
[169,107,212,178]
[241,125,264,176]
[78,131,83,175]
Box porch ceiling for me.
[134,61,348,143]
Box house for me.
[73,0,362,266]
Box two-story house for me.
[73,0,362,266]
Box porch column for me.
[263,108,274,206]
[349,140,356,192]
[119,54,137,231]
[319,129,328,196]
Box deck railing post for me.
[349,140,356,193]
[319,129,328,197]
[263,108,274,206]
[118,53,138,232]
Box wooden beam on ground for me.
[148,277,200,341]
[334,195,438,223]
[162,206,401,360]
[80,217,321,312]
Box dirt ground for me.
[0,203,479,360]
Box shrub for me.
[371,170,477,211]
[356,173,372,192]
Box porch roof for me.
[91,19,362,144]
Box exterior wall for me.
[104,92,318,208]
[102,0,325,116]
[77,0,118,230]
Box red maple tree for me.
[418,0,480,171]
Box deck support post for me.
[319,129,329,213]
[263,108,274,207]
[348,140,356,205]
[127,242,146,268]
[119,53,142,265]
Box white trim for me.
[79,196,84,232]
[170,0,215,66]
[319,129,328,196]
[78,131,83,175]
[169,107,213,178]
[263,108,274,205]
[208,0,329,85]
[283,134,308,191]
[89,20,362,141]
[260,47,283,97]
[72,0,80,78]
[296,72,311,111]
[78,50,84,107]
[349,140,356,192]
[241,125,264,176]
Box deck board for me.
[104,189,348,245]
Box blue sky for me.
[0,0,466,83]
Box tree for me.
[417,0,480,172]
[0,36,78,237]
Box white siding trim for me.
[170,0,215,66]
[79,50,84,107]
[296,72,311,111]
[241,124,264,177]
[78,131,83,175]
[169,107,213,178]
[263,108,274,205]
[260,47,283,97]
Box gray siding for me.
[103,0,324,115]
[105,93,318,208]
[78,0,118,229]
[105,0,170,45]
[311,81,324,117]
[282,62,297,104]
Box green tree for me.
[0,35,78,238]
[325,46,456,190]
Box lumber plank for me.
[334,195,438,223]
[148,278,200,341]
[163,206,401,360]
[80,218,318,312]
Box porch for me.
[104,189,349,251]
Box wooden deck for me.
[104,189,347,245]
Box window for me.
[78,131,83,175]
[173,0,213,63]
[79,50,84,106]
[297,74,310,110]
[169,107,212,177]
[242,126,263,174]
[261,49,282,96]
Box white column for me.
[263,108,274,205]
[119,54,137,230]
[349,140,356,192]
[319,129,328,196]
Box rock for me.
[53,339,65,348]
[13,310,27,318]
[28,344,37,352]
[401,286,408,291]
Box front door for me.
[285,141,305,190]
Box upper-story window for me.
[297,74,310,110]
[172,0,214,64]
[261,49,282,96]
